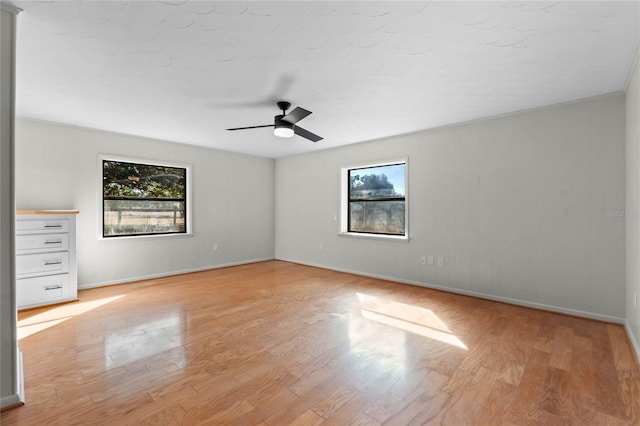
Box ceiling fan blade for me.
[226,124,274,131]
[282,107,312,125]
[294,125,323,142]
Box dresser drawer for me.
[16,233,69,254]
[16,252,69,278]
[16,218,69,234]
[17,274,70,308]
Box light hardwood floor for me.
[2,260,639,425]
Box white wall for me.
[1,3,21,410]
[626,50,640,355]
[15,118,275,288]
[276,94,626,321]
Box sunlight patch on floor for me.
[18,317,69,340]
[18,295,124,340]
[356,292,467,350]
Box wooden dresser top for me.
[16,210,79,215]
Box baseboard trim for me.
[78,257,275,290]
[625,321,640,364]
[0,395,23,412]
[1,351,24,412]
[279,257,626,325]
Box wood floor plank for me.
[549,325,573,372]
[617,368,640,424]
[608,323,638,371]
[289,409,325,426]
[540,366,571,418]
[1,260,638,425]
[310,383,360,420]
[131,402,188,426]
[474,380,519,425]
[321,394,381,426]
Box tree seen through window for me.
[348,163,406,235]
[103,160,187,237]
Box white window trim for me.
[97,154,193,240]
[339,158,409,241]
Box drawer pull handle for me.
[45,285,62,291]
[44,260,62,266]
[44,224,63,228]
[44,240,62,245]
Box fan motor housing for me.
[274,114,294,134]
[274,114,292,126]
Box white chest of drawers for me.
[16,210,79,310]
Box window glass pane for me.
[103,161,185,199]
[104,200,185,236]
[103,160,187,237]
[349,200,405,235]
[349,164,405,200]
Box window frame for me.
[99,155,193,240]
[340,158,409,240]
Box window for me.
[102,159,188,238]
[342,160,407,237]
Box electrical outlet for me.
[437,256,444,267]
[420,256,427,265]
[213,243,219,252]
[427,256,434,266]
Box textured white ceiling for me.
[12,1,640,158]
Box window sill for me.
[338,232,409,241]
[99,232,194,241]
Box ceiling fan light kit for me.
[226,101,323,143]
[274,117,294,138]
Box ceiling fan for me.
[226,101,323,142]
